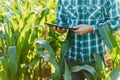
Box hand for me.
[72,24,93,35]
[50,26,67,33]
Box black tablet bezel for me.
[44,22,78,30]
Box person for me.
[51,0,120,80]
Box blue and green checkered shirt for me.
[56,0,120,63]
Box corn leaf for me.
[0,72,8,80]
[70,64,97,80]
[41,7,49,17]
[0,56,9,77]
[98,23,118,50]
[0,47,18,80]
[22,56,40,68]
[0,31,4,39]
[60,31,73,55]
[38,51,60,78]
[83,71,94,80]
[60,31,73,75]
[4,16,13,46]
[36,39,56,57]
[64,61,72,80]
[110,67,120,80]
[8,46,18,80]
[17,1,24,17]
[93,53,105,78]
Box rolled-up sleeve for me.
[56,0,68,27]
[105,0,120,31]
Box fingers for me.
[57,27,66,32]
[51,26,56,30]
[51,26,66,32]
[72,26,80,32]
[72,25,93,35]
[71,25,87,35]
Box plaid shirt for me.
[56,0,120,63]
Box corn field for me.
[0,0,120,80]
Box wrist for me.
[91,26,94,32]
[88,26,93,32]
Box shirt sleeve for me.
[104,0,120,31]
[94,0,120,32]
[56,0,68,27]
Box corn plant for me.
[98,23,120,80]
[34,23,120,80]
[0,46,17,80]
[0,0,120,80]
[0,0,56,80]
[34,30,106,80]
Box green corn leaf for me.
[60,31,73,75]
[93,53,105,78]
[17,1,24,17]
[0,71,8,80]
[8,46,18,80]
[17,37,32,64]
[0,30,4,39]
[0,56,10,77]
[60,31,73,55]
[16,23,31,60]
[38,51,60,78]
[31,24,44,29]
[0,56,5,60]
[24,12,34,23]
[4,15,18,45]
[70,64,97,80]
[110,67,120,80]
[22,56,40,68]
[98,23,118,50]
[111,46,120,63]
[31,0,39,5]
[83,71,94,80]
[35,7,50,24]
[41,7,49,18]
[36,39,56,58]
[64,61,72,80]
[4,16,13,46]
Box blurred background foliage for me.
[0,0,120,80]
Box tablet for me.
[44,22,78,30]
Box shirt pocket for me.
[64,5,77,19]
[88,5,105,23]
